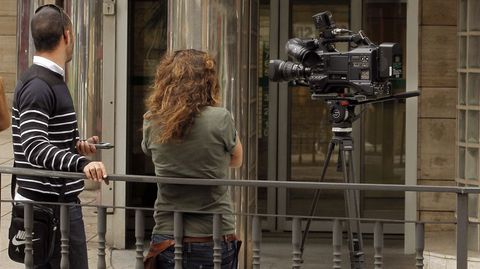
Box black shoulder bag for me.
[8,171,59,266]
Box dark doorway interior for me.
[126,0,167,246]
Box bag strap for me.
[144,239,175,261]
[10,162,16,201]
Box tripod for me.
[298,91,420,268]
[300,99,364,269]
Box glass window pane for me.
[459,37,466,68]
[459,0,467,31]
[127,1,167,177]
[460,110,466,143]
[468,36,480,68]
[257,1,270,217]
[258,1,270,182]
[468,73,480,105]
[467,110,479,143]
[288,2,349,218]
[459,146,465,179]
[469,0,480,31]
[469,193,478,218]
[466,148,478,180]
[460,73,466,105]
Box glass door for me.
[361,1,407,221]
[284,0,352,230]
[261,0,408,232]
[125,0,168,243]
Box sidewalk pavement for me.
[0,127,478,268]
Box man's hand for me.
[77,136,99,156]
[83,161,108,184]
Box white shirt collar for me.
[33,56,65,78]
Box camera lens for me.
[268,60,311,82]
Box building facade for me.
[2,0,470,255]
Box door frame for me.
[102,0,128,249]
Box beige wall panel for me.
[0,0,17,16]
[418,88,457,118]
[0,36,16,73]
[418,179,456,211]
[0,72,16,94]
[418,118,455,179]
[0,16,16,35]
[420,211,455,231]
[419,192,455,211]
[420,26,457,88]
[422,0,457,26]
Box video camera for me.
[269,11,402,102]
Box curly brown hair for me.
[144,49,220,143]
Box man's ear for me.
[64,29,71,45]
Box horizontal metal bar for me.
[0,166,478,194]
[0,199,459,226]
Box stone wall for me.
[0,0,17,105]
[418,0,458,231]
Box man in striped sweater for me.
[11,5,107,268]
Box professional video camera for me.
[269,11,402,102]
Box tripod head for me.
[316,90,420,135]
[327,100,356,133]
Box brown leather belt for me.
[183,234,237,243]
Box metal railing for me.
[0,166,477,269]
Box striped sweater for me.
[12,64,90,202]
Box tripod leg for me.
[340,149,357,268]
[300,141,336,259]
[342,146,364,269]
[346,150,364,251]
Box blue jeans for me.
[36,203,88,269]
[151,234,240,269]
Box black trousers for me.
[36,202,88,269]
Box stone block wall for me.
[0,0,17,104]
[418,0,458,231]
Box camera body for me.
[269,11,402,101]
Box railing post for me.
[97,206,107,269]
[292,217,302,268]
[374,221,383,269]
[415,222,424,269]
[135,209,145,269]
[213,214,222,269]
[252,215,261,269]
[174,211,183,269]
[457,193,468,269]
[60,204,70,269]
[24,202,34,269]
[332,219,342,269]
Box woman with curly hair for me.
[142,49,243,268]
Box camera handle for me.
[300,101,364,269]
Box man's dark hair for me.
[31,6,71,52]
